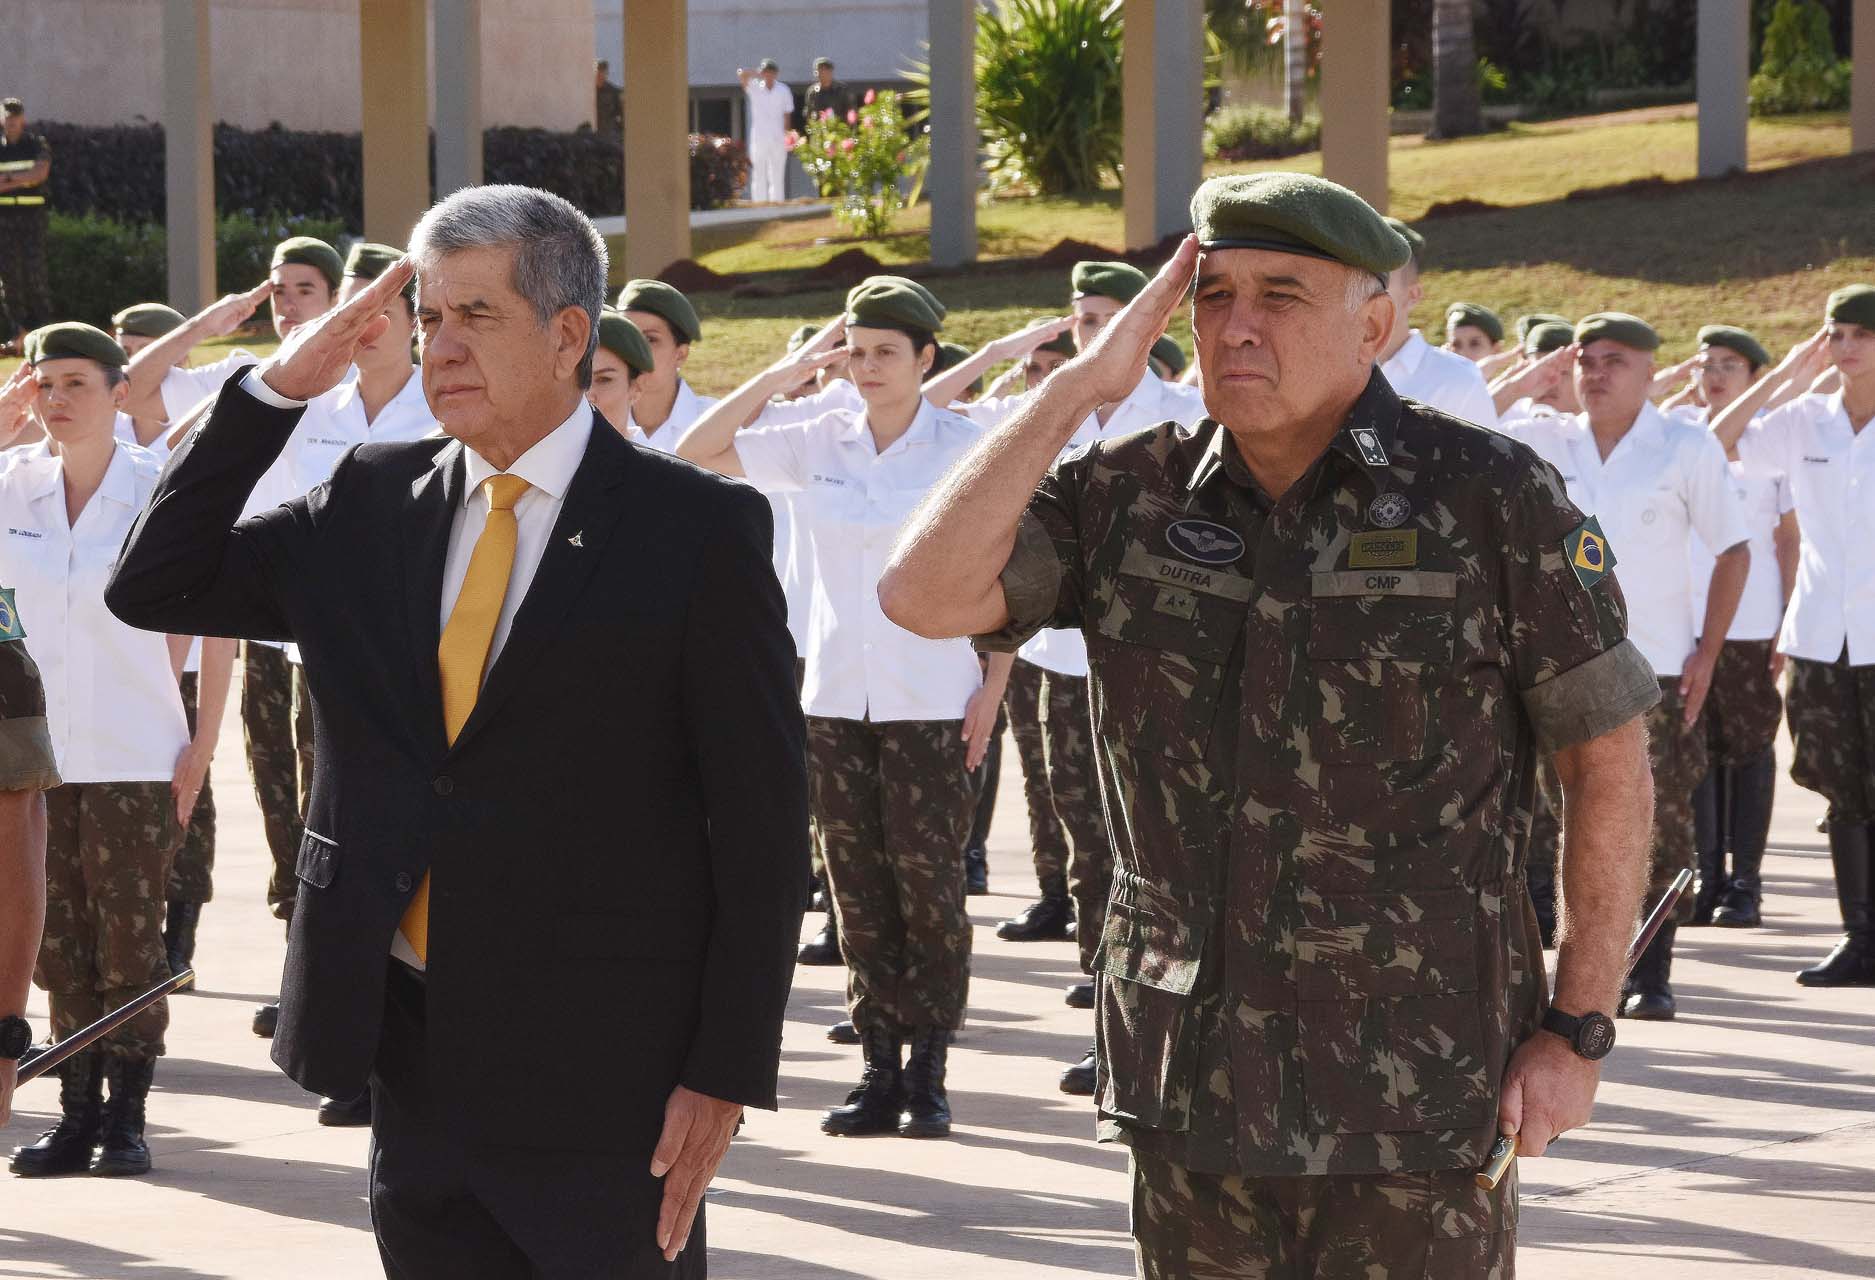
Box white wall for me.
[593,0,927,91]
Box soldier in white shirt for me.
[679,278,1011,1141]
[1442,301,1504,363]
[1709,286,1875,986]
[1375,220,1499,427]
[1499,312,1751,1019]
[613,280,719,454]
[1491,321,1582,423]
[586,309,653,439]
[108,304,186,449]
[738,60,795,204]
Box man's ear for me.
[558,307,594,380]
[1361,291,1397,362]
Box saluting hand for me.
[1067,236,1199,407]
[257,258,415,403]
[201,280,275,339]
[649,1084,743,1263]
[984,315,1073,364]
[0,366,38,448]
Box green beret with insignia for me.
[844,277,945,334]
[271,235,343,291]
[24,322,128,369]
[110,303,185,339]
[596,309,654,376]
[616,278,701,345]
[1524,321,1575,356]
[1445,301,1503,343]
[1575,311,1660,353]
[1150,336,1187,376]
[1383,217,1425,264]
[1696,324,1770,371]
[1826,283,1875,330]
[1189,173,1411,282]
[1515,312,1571,342]
[1070,260,1148,304]
[786,323,820,352]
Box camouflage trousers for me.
[0,210,50,335]
[1004,659,1070,890]
[1786,651,1875,826]
[1643,680,1708,922]
[166,672,218,904]
[1131,1150,1515,1279]
[1040,670,1114,974]
[1701,639,1784,769]
[243,643,313,920]
[807,715,974,1032]
[37,782,180,1058]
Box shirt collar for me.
[19,437,139,506]
[1383,330,1429,378]
[461,400,594,506]
[841,397,938,451]
[1187,370,1402,495]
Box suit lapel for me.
[402,439,465,755]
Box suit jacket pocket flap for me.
[295,830,339,889]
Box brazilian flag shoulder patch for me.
[1563,516,1615,589]
[0,589,24,643]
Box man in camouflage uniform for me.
[997,656,1075,939]
[881,173,1658,1276]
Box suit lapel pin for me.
[567,531,584,548]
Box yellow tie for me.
[399,473,532,963]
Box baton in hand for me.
[14,969,195,1085]
[1476,866,1693,1191]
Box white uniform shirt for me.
[160,350,259,423]
[0,440,191,783]
[627,379,717,455]
[1498,402,1750,678]
[1383,331,1499,428]
[734,400,984,721]
[1682,415,1794,643]
[1751,391,1875,664]
[743,79,795,151]
[286,366,438,495]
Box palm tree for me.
[1431,0,1483,137]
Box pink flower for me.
[824,141,835,155]
[840,137,857,152]
[846,109,858,125]
[822,108,834,120]
[864,88,876,105]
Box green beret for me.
[343,241,403,280]
[1189,173,1410,282]
[1523,322,1575,356]
[596,309,654,376]
[814,56,833,70]
[1150,336,1187,376]
[1070,260,1148,304]
[1575,311,1660,353]
[1444,301,1503,343]
[1383,217,1425,263]
[616,278,701,345]
[759,58,779,72]
[24,322,128,369]
[271,236,343,291]
[859,275,946,322]
[786,323,820,352]
[933,342,983,396]
[844,277,944,334]
[1038,330,1078,357]
[1515,312,1571,342]
[1696,324,1771,370]
[110,303,185,338]
[1827,284,1875,330]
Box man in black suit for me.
[106,185,808,1278]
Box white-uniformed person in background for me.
[678,277,1010,1142]
[108,304,187,452]
[738,59,795,204]
[1489,320,1581,423]
[613,280,719,453]
[1376,219,1498,427]
[586,308,654,441]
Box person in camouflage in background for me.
[996,655,1075,939]
[882,174,1658,1277]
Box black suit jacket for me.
[107,375,808,1155]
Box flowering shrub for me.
[794,89,928,240]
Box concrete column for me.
[434,0,484,198]
[1696,0,1749,177]
[360,0,431,245]
[163,0,215,312]
[1855,0,1875,154]
[927,0,978,266]
[1319,0,1389,213]
[621,0,692,277]
[1122,0,1204,250]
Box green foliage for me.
[797,91,929,240]
[1749,0,1851,115]
[1202,105,1320,162]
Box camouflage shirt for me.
[980,372,1659,1176]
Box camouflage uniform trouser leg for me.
[243,643,303,921]
[37,782,180,1058]
[1004,658,1069,891]
[166,672,217,904]
[1131,1150,1515,1279]
[292,659,315,811]
[1702,639,1784,769]
[1643,680,1708,922]
[808,715,974,1033]
[1785,653,1875,827]
[1041,670,1113,974]
[797,657,825,882]
[0,210,51,334]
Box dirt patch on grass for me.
[658,259,742,294]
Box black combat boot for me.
[317,1092,372,1127]
[899,1028,952,1138]
[797,914,842,966]
[826,1020,862,1045]
[821,1026,904,1136]
[162,900,203,982]
[996,874,1073,942]
[10,1052,103,1177]
[1064,981,1094,1008]
[1797,821,1875,987]
[252,1002,279,1037]
[1059,1044,1097,1096]
[1621,923,1678,1020]
[1715,752,1775,928]
[91,1056,156,1177]
[1689,768,1726,926]
[963,734,999,896]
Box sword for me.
[1475,866,1693,1191]
[14,969,195,1085]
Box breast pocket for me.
[1307,593,1455,765]
[1092,560,1250,762]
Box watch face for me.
[1578,1013,1617,1060]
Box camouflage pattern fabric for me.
[0,637,60,792]
[1004,658,1070,890]
[243,642,303,920]
[1040,669,1115,973]
[1786,652,1875,826]
[292,660,315,808]
[1641,680,1707,920]
[37,781,179,1057]
[1700,639,1783,769]
[166,672,217,904]
[1131,1149,1515,1279]
[980,371,1660,1178]
[808,714,975,1032]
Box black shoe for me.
[1059,1045,1097,1096]
[92,1057,155,1177]
[10,1052,103,1177]
[995,892,1073,942]
[1796,934,1875,986]
[1064,981,1094,1009]
[822,1026,903,1136]
[826,1020,862,1045]
[252,1002,279,1038]
[797,916,842,966]
[899,1028,952,1138]
[1798,821,1875,986]
[1620,921,1677,1021]
[162,900,202,982]
[1715,752,1774,929]
[317,1091,372,1127]
[808,874,828,914]
[964,846,989,896]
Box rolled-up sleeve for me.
[974,457,1086,653]
[0,643,60,792]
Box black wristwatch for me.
[1541,1006,1616,1061]
[0,1015,30,1061]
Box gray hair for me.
[1345,268,1386,313]
[409,184,609,389]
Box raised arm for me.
[1490,345,1574,419]
[122,281,272,421]
[920,316,1071,408]
[1709,326,1832,451]
[675,322,847,475]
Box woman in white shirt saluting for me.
[678,278,1009,1140]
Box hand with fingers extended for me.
[983,315,1073,364]
[203,281,275,339]
[257,258,415,402]
[0,366,38,448]
[1067,237,1199,407]
[649,1084,743,1263]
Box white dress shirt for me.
[0,439,191,782]
[743,78,796,151]
[734,400,984,721]
[1751,391,1875,664]
[627,379,718,455]
[1383,331,1499,428]
[286,366,439,495]
[161,350,259,423]
[1498,402,1750,678]
[1685,417,1794,643]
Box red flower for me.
[840,137,857,152]
[847,109,859,125]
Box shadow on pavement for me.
[0,1229,228,1279]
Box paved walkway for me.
[3,710,1871,1278]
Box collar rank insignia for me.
[1564,515,1616,588]
[567,531,584,548]
[1350,427,1389,467]
[1367,492,1411,529]
[0,588,25,643]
